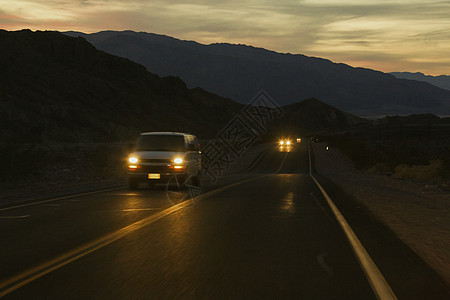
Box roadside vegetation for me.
[320,115,450,185]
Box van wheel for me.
[128,178,139,190]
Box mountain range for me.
[64,30,450,116]
[1,29,365,144]
[390,72,450,91]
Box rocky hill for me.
[65,30,450,116]
[270,98,368,137]
[0,29,242,143]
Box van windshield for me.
[136,135,185,152]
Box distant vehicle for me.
[127,132,201,189]
[278,138,293,152]
[278,138,292,146]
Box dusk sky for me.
[1,0,449,75]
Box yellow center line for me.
[0,175,267,298]
[120,208,162,212]
[0,201,189,298]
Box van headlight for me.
[129,157,138,164]
[173,157,183,164]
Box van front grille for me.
[140,158,172,163]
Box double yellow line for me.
[0,175,266,298]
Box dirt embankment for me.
[312,143,450,285]
[0,144,128,206]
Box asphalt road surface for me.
[0,142,448,299]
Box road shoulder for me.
[312,142,450,286]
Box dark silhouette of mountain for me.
[0,29,242,143]
[272,98,368,136]
[390,72,450,91]
[64,30,450,116]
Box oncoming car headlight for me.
[279,139,292,146]
[128,157,138,164]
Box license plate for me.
[148,173,160,179]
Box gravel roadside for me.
[312,142,450,285]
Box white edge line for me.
[308,143,397,300]
[0,186,126,212]
[0,215,30,219]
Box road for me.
[0,142,448,299]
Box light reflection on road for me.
[281,192,296,214]
[278,145,292,152]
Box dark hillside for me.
[0,29,241,143]
[270,97,368,137]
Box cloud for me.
[0,0,449,75]
[0,10,29,25]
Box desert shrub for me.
[393,160,445,180]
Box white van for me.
[127,132,201,189]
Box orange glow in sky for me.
[1,0,449,75]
